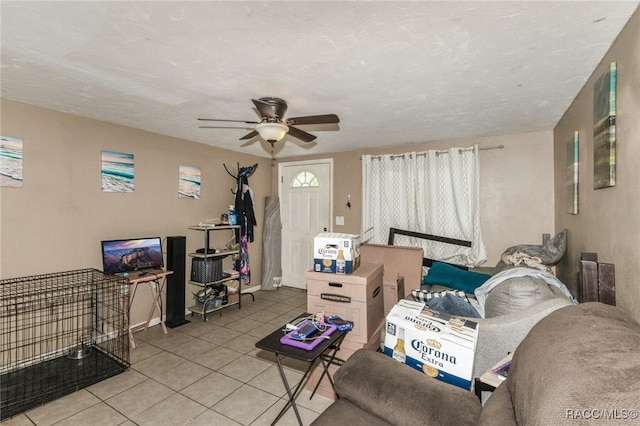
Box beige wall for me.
[0,100,271,326]
[1,100,556,322]
[276,130,556,267]
[554,8,640,321]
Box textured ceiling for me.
[1,1,638,158]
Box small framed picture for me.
[567,131,579,215]
[593,62,616,189]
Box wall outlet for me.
[335,216,345,226]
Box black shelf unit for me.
[187,225,242,321]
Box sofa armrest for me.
[478,381,516,426]
[469,297,573,376]
[334,349,481,426]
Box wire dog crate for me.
[1,268,130,420]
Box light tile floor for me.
[3,287,334,426]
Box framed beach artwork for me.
[0,135,23,188]
[101,150,134,192]
[593,62,616,189]
[178,165,201,199]
[567,131,579,215]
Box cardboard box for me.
[307,263,384,343]
[383,276,405,316]
[313,233,361,274]
[383,299,478,390]
[360,243,423,296]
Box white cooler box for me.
[383,299,479,390]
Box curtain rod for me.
[363,144,504,160]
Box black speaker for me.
[166,236,189,328]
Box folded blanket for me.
[501,252,552,274]
[411,288,467,302]
[411,289,481,318]
[427,294,481,318]
[501,229,567,266]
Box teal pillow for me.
[424,262,491,294]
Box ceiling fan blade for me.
[199,125,254,130]
[198,118,259,124]
[287,125,317,143]
[240,130,259,140]
[286,114,340,126]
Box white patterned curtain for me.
[361,146,487,267]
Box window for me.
[361,147,486,266]
[291,171,319,188]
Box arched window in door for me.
[291,171,320,188]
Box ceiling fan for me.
[198,97,340,145]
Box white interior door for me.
[279,159,333,289]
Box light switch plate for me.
[335,216,345,226]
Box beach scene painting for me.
[101,150,134,192]
[0,135,23,188]
[179,165,201,199]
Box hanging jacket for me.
[235,174,257,241]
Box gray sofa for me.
[413,267,575,376]
[458,273,574,377]
[313,302,640,425]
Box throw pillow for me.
[424,261,491,294]
[484,276,556,318]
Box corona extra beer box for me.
[313,233,361,274]
[383,299,479,390]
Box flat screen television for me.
[101,237,164,274]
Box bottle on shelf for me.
[336,249,346,274]
[392,327,406,363]
[229,205,237,225]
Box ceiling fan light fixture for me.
[255,122,289,143]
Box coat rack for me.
[224,163,257,194]
[223,162,258,298]
[223,162,258,242]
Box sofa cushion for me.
[311,399,390,426]
[483,276,556,318]
[424,261,491,294]
[332,349,481,426]
[507,303,640,425]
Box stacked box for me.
[305,262,385,398]
[313,233,361,274]
[383,299,479,390]
[307,263,384,343]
